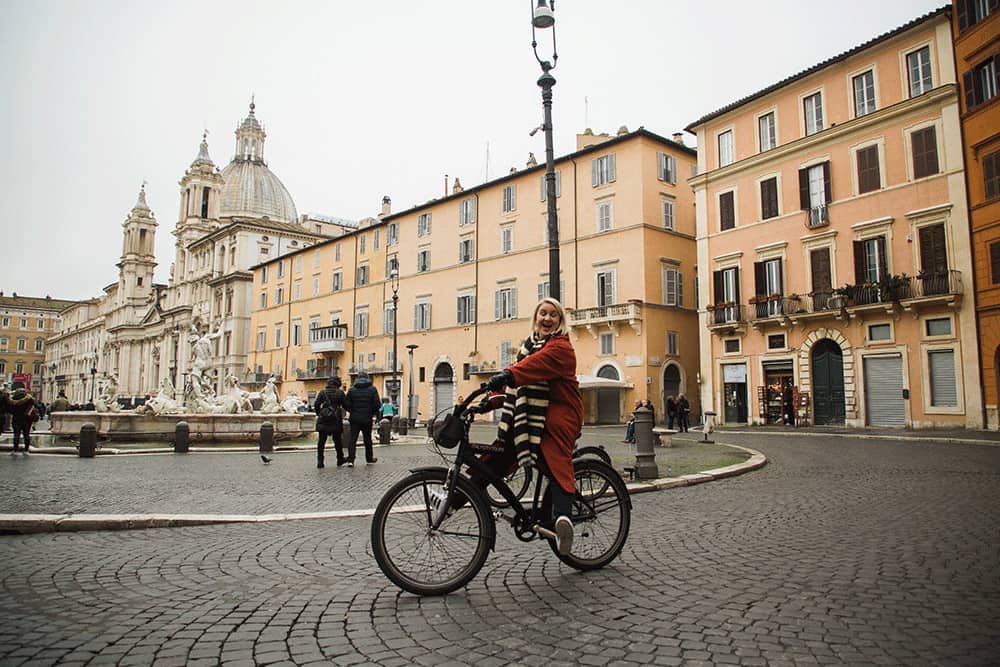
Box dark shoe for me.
[336,461,345,467]
[317,462,325,469]
[345,462,354,468]
[366,458,378,465]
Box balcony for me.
[748,295,806,328]
[568,301,642,336]
[309,324,348,353]
[805,205,829,230]
[705,303,747,335]
[296,367,336,381]
[468,361,499,375]
[348,363,402,376]
[243,371,281,387]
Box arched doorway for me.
[663,364,681,419]
[596,365,621,424]
[812,339,845,425]
[433,363,455,418]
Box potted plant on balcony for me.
[879,273,912,302]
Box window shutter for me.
[957,0,969,31]
[677,272,684,306]
[853,241,866,284]
[720,192,735,230]
[426,303,431,328]
[734,269,741,303]
[713,270,724,304]
[511,289,517,318]
[777,261,784,293]
[657,152,665,180]
[495,291,501,319]
[669,156,677,184]
[591,159,599,186]
[929,350,957,407]
[538,283,545,302]
[799,168,810,209]
[413,305,418,330]
[665,269,676,306]
[991,242,1000,284]
[876,237,888,277]
[608,154,616,183]
[963,71,977,110]
[822,161,832,203]
[511,185,516,211]
[754,261,765,297]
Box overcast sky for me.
[0,0,944,301]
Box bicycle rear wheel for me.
[546,459,631,571]
[371,469,494,596]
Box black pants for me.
[12,423,31,449]
[348,421,374,463]
[678,413,689,432]
[317,429,343,465]
[474,444,573,521]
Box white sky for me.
[0,0,944,301]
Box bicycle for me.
[371,385,632,596]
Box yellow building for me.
[248,128,699,424]
[0,292,79,400]
[687,6,981,428]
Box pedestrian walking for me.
[666,395,677,429]
[677,393,691,432]
[345,372,381,465]
[8,386,37,453]
[313,376,347,468]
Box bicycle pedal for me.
[536,525,557,540]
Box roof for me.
[0,295,80,311]
[685,5,950,131]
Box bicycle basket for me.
[428,410,464,449]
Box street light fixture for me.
[531,0,560,300]
[89,349,98,404]
[390,268,400,412]
[406,343,419,424]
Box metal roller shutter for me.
[864,355,905,427]
[928,350,957,407]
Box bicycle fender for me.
[573,445,612,466]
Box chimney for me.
[381,196,391,217]
[444,174,449,197]
[672,132,684,146]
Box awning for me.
[576,374,635,390]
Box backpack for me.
[317,391,338,419]
[27,405,40,423]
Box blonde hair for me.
[533,297,569,336]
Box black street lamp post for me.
[390,268,400,412]
[89,350,97,403]
[531,0,560,300]
[406,344,419,424]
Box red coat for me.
[509,334,582,494]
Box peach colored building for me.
[248,129,700,425]
[953,0,1000,428]
[687,7,982,428]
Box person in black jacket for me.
[8,387,36,453]
[345,372,381,465]
[313,376,347,468]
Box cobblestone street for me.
[1,433,998,665]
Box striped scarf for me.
[497,333,551,469]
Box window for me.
[359,235,366,255]
[294,282,301,300]
[500,341,514,368]
[313,249,321,268]
[537,279,564,302]
[857,144,881,193]
[540,171,562,200]
[355,309,369,338]
[373,229,380,249]
[853,70,877,117]
[459,198,476,225]
[292,322,301,346]
[417,213,432,237]
[274,326,283,348]
[718,130,734,167]
[928,349,958,407]
[386,254,398,276]
[663,267,684,306]
[0,337,7,352]
[984,151,1000,201]
[962,53,1000,110]
[667,332,678,356]
[312,276,319,297]
[0,360,5,374]
[277,261,284,278]
[20,319,26,329]
[596,270,616,306]
[259,291,267,308]
[650,198,670,235]
[597,201,613,232]
[414,302,431,331]
[457,294,476,325]
[14,361,23,374]
[760,177,779,219]
[417,248,430,273]
[719,191,736,231]
[387,222,399,245]
[356,264,369,286]
[907,46,933,97]
[502,184,517,213]
[868,323,891,341]
[759,112,776,152]
[591,154,616,186]
[724,339,741,354]
[926,317,952,337]
[501,226,514,254]
[799,162,831,227]
[459,238,474,263]
[256,329,266,351]
[495,287,517,320]
[855,236,887,283]
[275,286,284,305]
[600,332,614,355]
[991,242,1000,284]
[335,243,341,261]
[383,301,395,335]
[803,92,824,135]
[911,126,940,179]
[657,152,677,184]
[37,319,44,330]
[332,271,342,292]
[767,333,785,350]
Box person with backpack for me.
[313,376,347,468]
[345,372,382,465]
[8,386,37,454]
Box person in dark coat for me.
[313,376,347,468]
[641,399,656,424]
[8,387,36,453]
[665,395,677,429]
[677,393,691,432]
[0,384,8,434]
[50,391,71,413]
[345,372,381,465]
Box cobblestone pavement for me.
[1,433,998,665]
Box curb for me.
[715,429,1000,447]
[0,442,765,535]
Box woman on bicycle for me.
[488,297,582,555]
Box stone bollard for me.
[701,410,716,444]
[79,423,97,458]
[259,422,274,454]
[174,421,190,453]
[633,407,659,479]
[396,415,408,435]
[378,418,392,445]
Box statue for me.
[137,377,180,416]
[220,373,254,413]
[280,391,305,414]
[188,320,224,395]
[95,374,120,413]
[260,375,281,413]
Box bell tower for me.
[173,132,224,285]
[117,183,158,305]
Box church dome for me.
[218,101,299,224]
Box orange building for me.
[954,0,1000,428]
[688,7,982,428]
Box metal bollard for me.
[79,423,97,458]
[174,421,190,453]
[396,415,407,435]
[633,407,659,479]
[378,418,392,445]
[259,422,274,453]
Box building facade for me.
[954,0,1000,428]
[248,129,700,424]
[688,7,982,428]
[0,293,79,400]
[46,103,333,405]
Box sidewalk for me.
[712,423,1000,446]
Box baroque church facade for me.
[47,103,331,404]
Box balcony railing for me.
[915,269,962,298]
[806,205,829,229]
[748,295,807,321]
[309,324,348,353]
[468,362,499,375]
[296,367,333,380]
[569,301,643,335]
[705,303,747,328]
[348,363,402,376]
[243,371,281,386]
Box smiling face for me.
[534,300,562,336]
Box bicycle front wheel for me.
[547,458,631,571]
[371,469,495,596]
